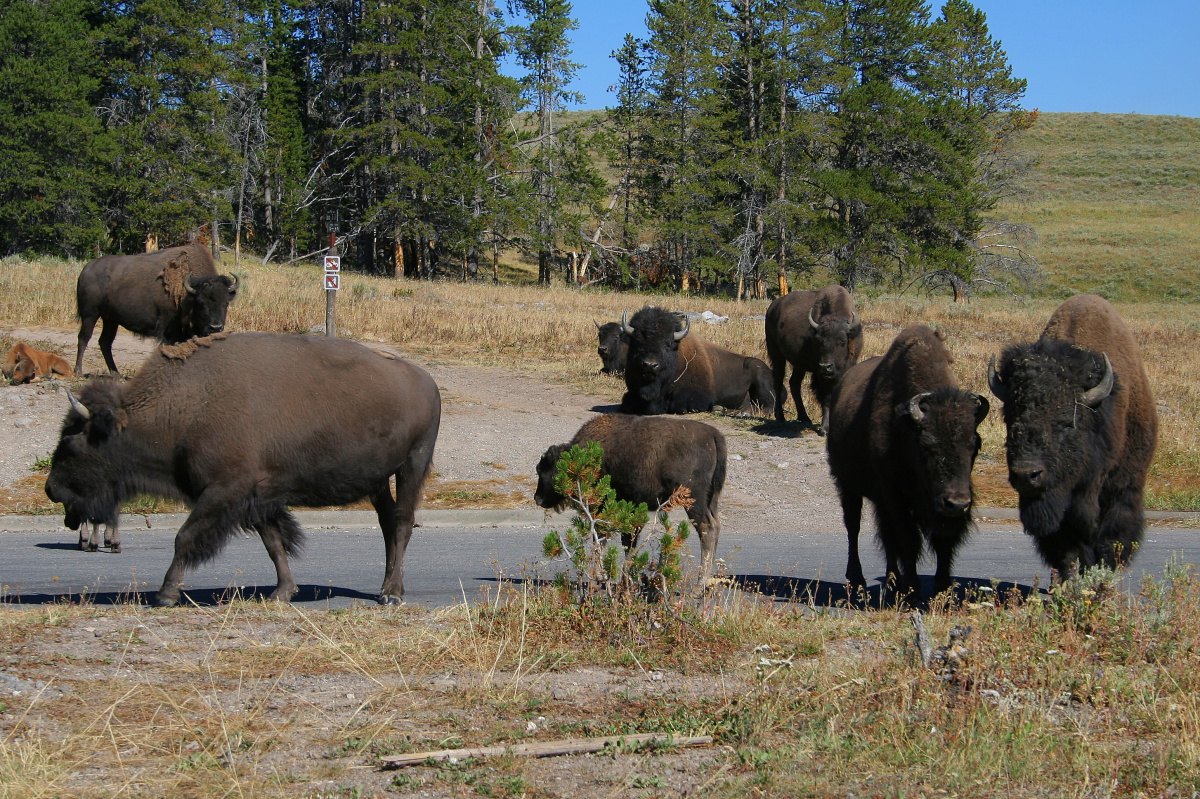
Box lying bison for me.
[4,342,72,384]
[619,307,774,415]
[765,285,863,434]
[535,414,726,583]
[988,294,1157,575]
[75,242,239,376]
[46,333,441,606]
[827,325,990,602]
[595,320,629,374]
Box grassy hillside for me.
[1000,113,1200,301]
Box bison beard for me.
[46,333,441,606]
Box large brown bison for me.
[595,320,629,374]
[827,325,990,601]
[619,307,774,415]
[988,294,1157,574]
[765,285,863,434]
[46,333,441,606]
[74,242,239,375]
[535,414,726,583]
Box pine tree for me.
[0,0,110,255]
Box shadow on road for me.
[733,573,1043,609]
[2,584,380,607]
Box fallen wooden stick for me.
[380,733,714,767]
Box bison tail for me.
[711,434,728,500]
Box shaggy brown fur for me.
[991,294,1157,573]
[158,251,195,306]
[534,413,727,585]
[160,331,230,360]
[5,342,73,383]
[827,325,989,602]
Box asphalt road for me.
[2,511,1198,609]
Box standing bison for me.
[765,285,863,434]
[988,294,1157,575]
[46,333,441,606]
[75,242,239,376]
[619,307,774,415]
[535,414,726,583]
[827,325,990,601]
[595,320,629,374]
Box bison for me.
[827,325,990,602]
[46,332,441,606]
[619,307,775,415]
[535,414,726,583]
[5,342,72,384]
[595,320,629,374]
[74,242,239,376]
[765,285,863,434]
[988,294,1157,575]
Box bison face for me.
[623,308,687,407]
[534,444,570,510]
[896,388,990,519]
[812,314,863,382]
[595,322,627,374]
[182,274,238,337]
[45,387,126,533]
[990,341,1117,538]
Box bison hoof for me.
[110,544,122,554]
[155,594,180,608]
[269,586,298,603]
[378,594,404,606]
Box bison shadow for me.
[732,574,1043,609]
[2,584,380,607]
[749,420,817,439]
[588,402,623,414]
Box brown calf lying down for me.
[4,342,73,383]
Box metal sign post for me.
[324,210,340,338]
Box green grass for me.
[1002,113,1200,301]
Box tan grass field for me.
[3,254,1197,510]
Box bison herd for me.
[32,244,1157,607]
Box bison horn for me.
[808,306,820,330]
[185,276,198,295]
[673,315,690,341]
[907,392,931,422]
[850,310,859,328]
[228,273,240,294]
[621,310,634,335]
[594,319,601,331]
[1081,353,1115,407]
[987,355,1008,403]
[67,389,91,420]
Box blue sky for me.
[534,0,1200,117]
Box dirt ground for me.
[0,324,845,798]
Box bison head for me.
[534,443,571,510]
[895,387,990,519]
[11,357,35,385]
[595,321,628,374]
[809,306,862,383]
[989,340,1117,538]
[182,273,239,338]
[45,381,130,532]
[621,307,688,413]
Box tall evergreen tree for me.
[0,0,110,255]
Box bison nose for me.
[208,323,224,333]
[818,362,836,376]
[937,494,972,517]
[1010,465,1046,494]
[641,360,660,375]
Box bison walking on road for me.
[765,285,863,434]
[988,294,1157,575]
[46,333,441,606]
[827,325,990,602]
[535,414,726,584]
[74,242,239,376]
[619,307,774,415]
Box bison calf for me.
[46,333,441,606]
[5,342,72,384]
[535,414,726,584]
[827,325,989,602]
[988,294,1157,575]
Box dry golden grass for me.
[4,254,1196,508]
